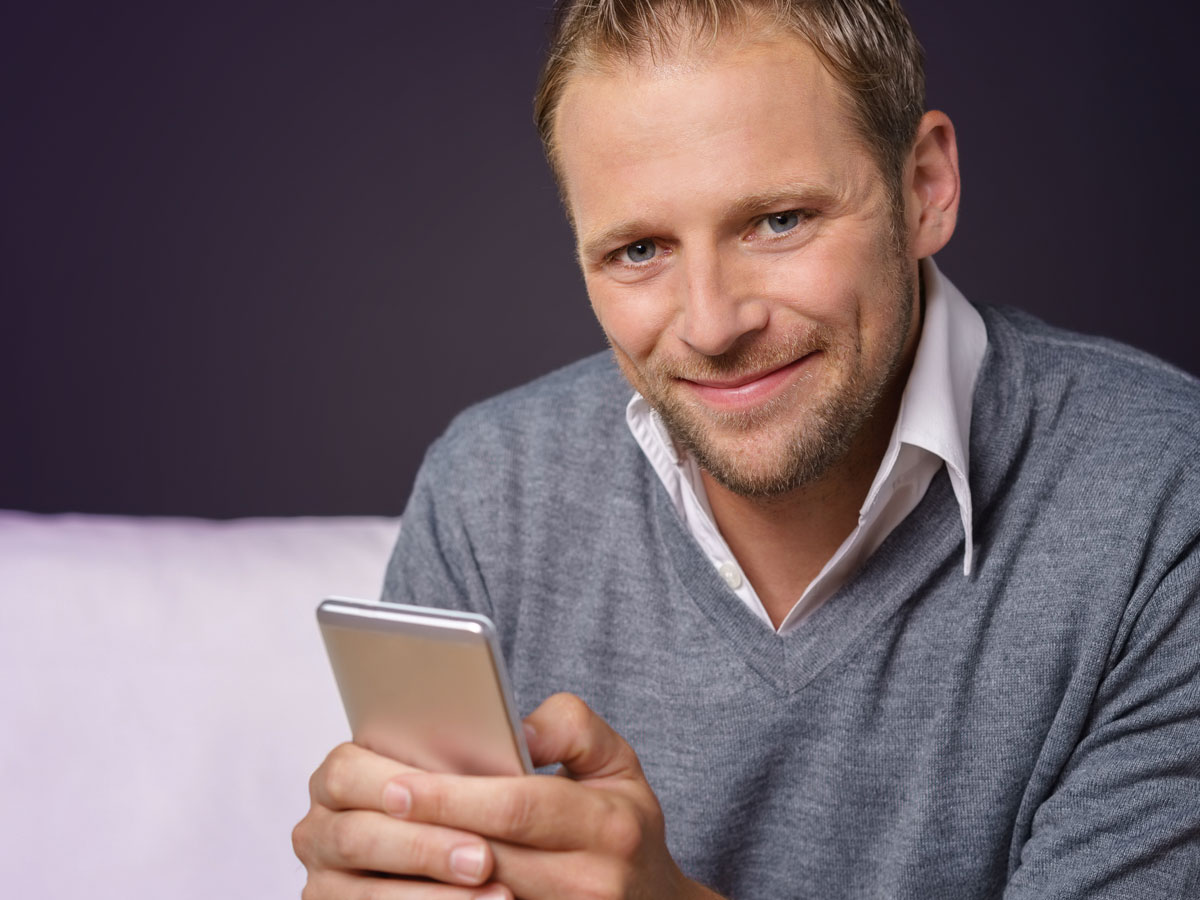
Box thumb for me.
[523,692,645,782]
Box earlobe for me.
[907,110,961,259]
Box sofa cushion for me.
[0,510,400,899]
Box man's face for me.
[554,30,921,497]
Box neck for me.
[700,389,898,628]
[703,279,924,629]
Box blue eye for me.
[766,211,800,233]
[623,239,657,263]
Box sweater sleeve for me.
[1003,538,1200,898]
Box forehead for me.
[553,30,877,237]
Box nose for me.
[674,248,768,357]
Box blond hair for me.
[534,0,926,192]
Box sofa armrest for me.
[0,511,400,899]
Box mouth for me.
[679,352,818,411]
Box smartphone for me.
[316,597,533,776]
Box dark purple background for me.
[3,2,1197,517]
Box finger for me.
[487,844,580,900]
[490,839,687,900]
[304,866,512,900]
[523,693,645,781]
[310,742,423,811]
[383,770,624,851]
[303,805,497,887]
[489,841,618,900]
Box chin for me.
[675,412,858,498]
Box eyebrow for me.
[727,181,840,217]
[576,180,840,262]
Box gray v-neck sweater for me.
[383,306,1200,898]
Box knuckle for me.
[329,812,368,866]
[308,763,325,803]
[397,826,438,876]
[498,787,538,840]
[552,693,598,753]
[291,817,313,863]
[552,692,592,729]
[597,802,645,860]
[318,744,358,806]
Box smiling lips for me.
[680,352,818,411]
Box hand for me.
[294,742,511,898]
[293,692,724,899]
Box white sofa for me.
[0,510,401,899]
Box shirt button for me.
[718,562,744,590]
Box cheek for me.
[586,280,675,363]
[763,254,865,331]
[764,231,901,337]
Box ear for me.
[905,110,961,259]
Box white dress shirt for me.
[625,258,988,634]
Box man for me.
[293,1,1200,897]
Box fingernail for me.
[475,886,508,900]
[450,843,486,880]
[382,782,411,817]
[523,722,537,743]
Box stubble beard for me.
[621,263,916,500]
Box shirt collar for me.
[625,256,987,575]
[886,257,987,573]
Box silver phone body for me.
[317,597,533,776]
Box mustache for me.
[651,328,833,382]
